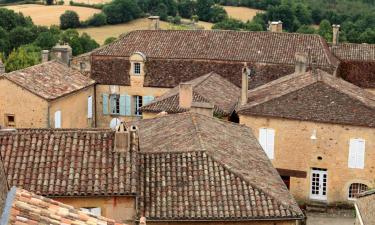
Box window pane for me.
[348,183,369,199]
[134,63,141,75]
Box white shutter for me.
[348,139,365,169]
[348,139,356,168]
[259,128,267,152]
[54,111,61,128]
[266,129,275,159]
[87,96,93,119]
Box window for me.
[87,96,93,119]
[134,95,142,116]
[348,138,365,169]
[54,111,61,128]
[80,62,86,71]
[80,207,101,216]
[348,183,368,199]
[259,128,275,159]
[110,95,120,115]
[5,114,15,127]
[134,63,141,75]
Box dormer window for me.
[134,63,141,75]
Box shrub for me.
[103,0,142,24]
[69,1,104,9]
[104,36,116,45]
[60,10,80,29]
[172,15,181,24]
[87,13,107,26]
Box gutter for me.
[136,216,304,222]
[354,203,365,225]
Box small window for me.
[134,63,141,75]
[259,128,275,159]
[54,111,61,128]
[134,95,143,116]
[348,183,368,199]
[5,114,15,127]
[348,138,365,169]
[87,96,93,119]
[110,95,120,115]
[80,207,101,216]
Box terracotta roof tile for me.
[1,61,95,100]
[94,30,338,67]
[1,187,128,225]
[331,43,375,61]
[238,69,375,127]
[141,72,240,116]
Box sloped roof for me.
[0,187,127,225]
[356,190,375,225]
[238,69,375,127]
[331,43,375,61]
[94,30,338,67]
[140,72,240,116]
[0,113,303,221]
[1,61,95,100]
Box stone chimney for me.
[0,60,4,74]
[114,122,130,153]
[41,50,49,63]
[332,24,340,45]
[148,16,160,30]
[179,83,193,109]
[241,64,250,105]
[269,21,282,32]
[295,52,308,74]
[190,102,214,117]
[51,44,72,66]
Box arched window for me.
[348,183,369,199]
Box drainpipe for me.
[47,102,51,128]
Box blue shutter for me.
[125,95,131,116]
[102,94,108,115]
[120,95,126,116]
[143,96,154,106]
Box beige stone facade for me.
[239,115,375,205]
[0,78,95,128]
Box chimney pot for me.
[114,122,130,153]
[241,64,250,105]
[179,83,193,109]
[295,52,308,74]
[51,44,72,66]
[190,102,214,117]
[269,21,282,32]
[332,24,340,45]
[41,50,49,63]
[148,16,160,30]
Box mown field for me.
[4,4,100,26]
[223,6,264,22]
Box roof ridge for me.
[190,114,208,153]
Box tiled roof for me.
[0,113,303,221]
[0,129,138,196]
[1,61,95,100]
[140,72,240,116]
[133,113,303,220]
[331,43,375,61]
[1,187,127,225]
[356,190,375,225]
[94,30,339,67]
[238,69,375,127]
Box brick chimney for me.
[114,122,130,153]
[241,63,250,105]
[0,60,4,74]
[332,24,340,45]
[190,102,214,117]
[269,21,282,32]
[51,44,72,66]
[41,50,49,63]
[295,52,308,74]
[148,16,160,30]
[179,83,193,109]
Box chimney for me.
[179,83,193,109]
[295,52,308,74]
[241,63,250,105]
[51,44,72,66]
[148,16,160,30]
[269,21,282,32]
[114,122,130,153]
[332,24,340,45]
[0,60,4,74]
[190,102,214,117]
[41,50,49,63]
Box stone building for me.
[237,69,375,205]
[0,60,95,128]
[140,72,240,120]
[0,113,304,224]
[354,190,375,225]
[89,30,339,128]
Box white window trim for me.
[87,96,93,119]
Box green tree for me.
[0,8,33,31]
[104,37,117,45]
[178,0,196,18]
[0,27,10,55]
[103,0,142,24]
[208,5,227,23]
[5,44,41,72]
[245,21,264,31]
[266,4,297,31]
[156,3,168,20]
[196,0,214,21]
[9,26,35,51]
[212,18,244,30]
[294,3,312,25]
[359,28,375,43]
[87,13,107,26]
[34,31,59,50]
[60,10,80,29]
[318,19,332,42]
[296,25,316,34]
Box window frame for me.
[109,94,120,115]
[134,95,143,116]
[348,138,366,169]
[133,62,141,75]
[4,114,15,127]
[348,183,369,200]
